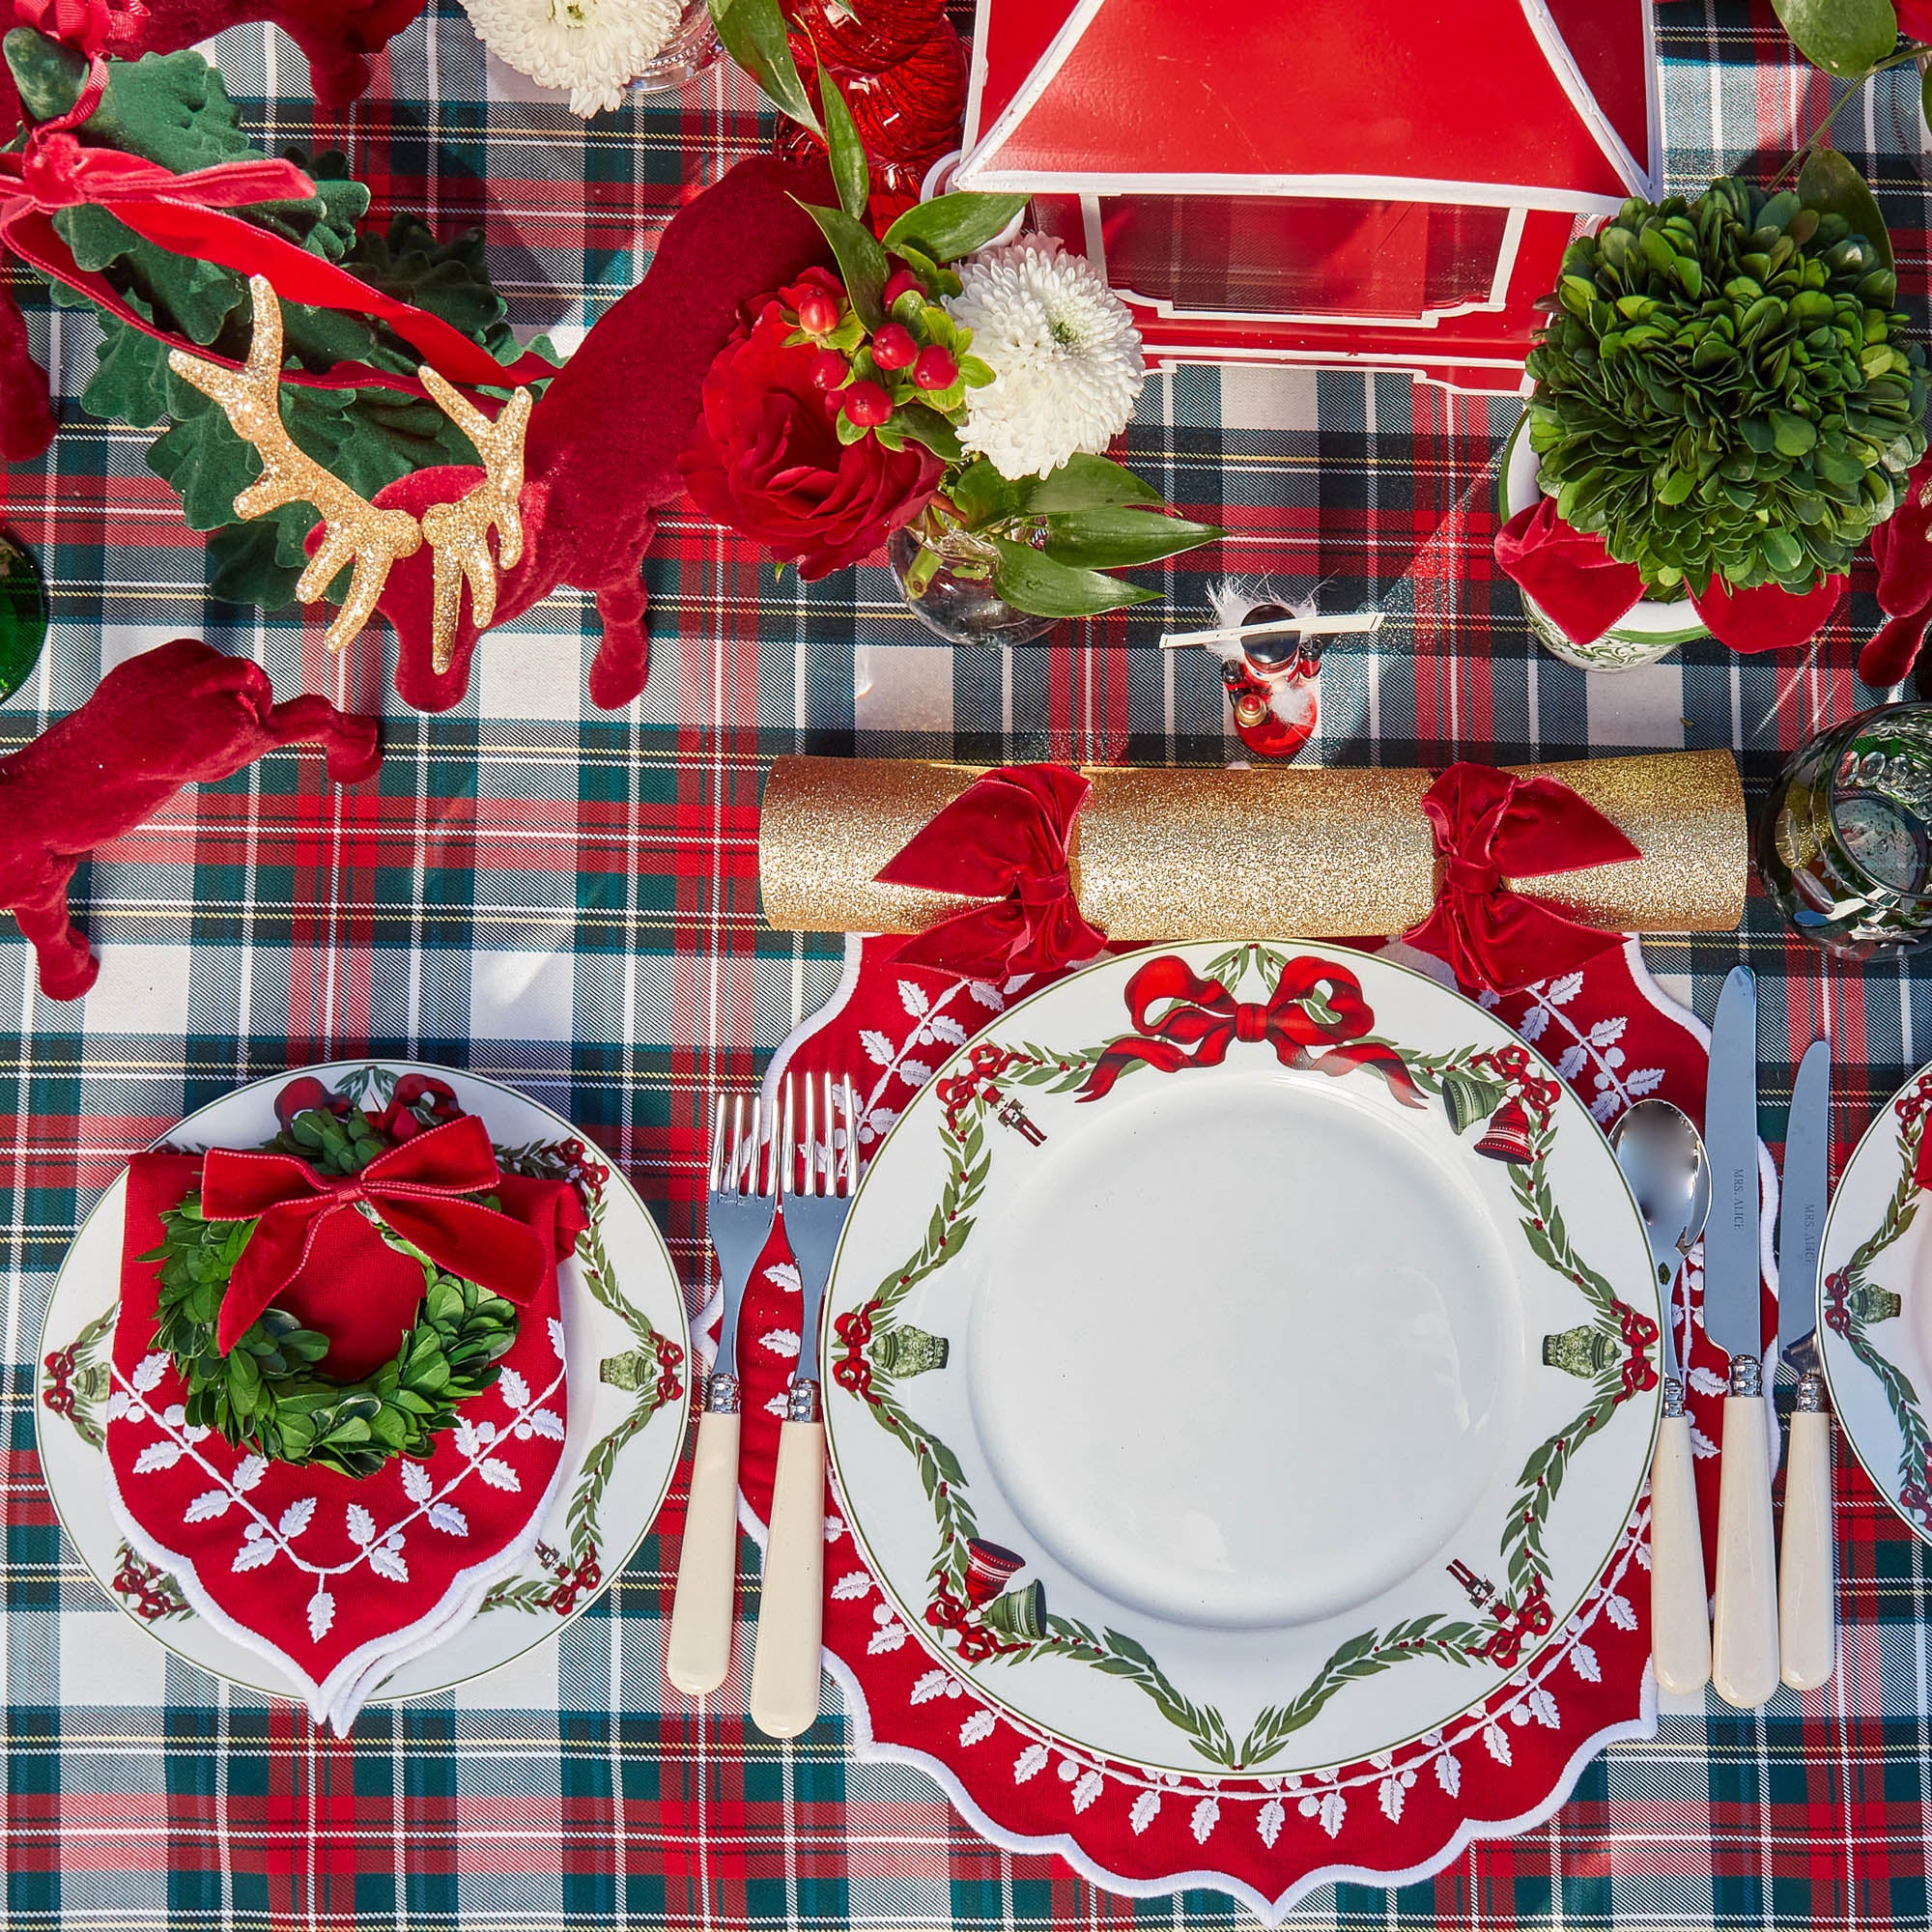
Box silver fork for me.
[666,1093,776,1696]
[750,1071,859,1739]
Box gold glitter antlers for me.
[169,277,533,669]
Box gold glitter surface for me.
[759,752,1745,941]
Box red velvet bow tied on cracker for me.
[1404,762,1641,994]
[877,763,1107,979]
[202,1112,549,1353]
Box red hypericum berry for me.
[871,322,918,369]
[797,292,841,335]
[913,345,959,390]
[841,380,892,426]
[809,348,849,390]
[883,268,924,309]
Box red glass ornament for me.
[834,22,967,164]
[782,0,947,73]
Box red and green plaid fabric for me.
[3,0,1931,1924]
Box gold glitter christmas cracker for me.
[758,752,1746,942]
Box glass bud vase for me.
[889,526,1056,646]
[629,0,724,91]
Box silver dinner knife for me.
[1777,1038,1834,1690]
[1705,964,1778,1707]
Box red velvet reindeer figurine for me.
[0,637,380,998]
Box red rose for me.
[679,268,944,580]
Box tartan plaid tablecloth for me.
[4,0,1932,1924]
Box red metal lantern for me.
[952,0,1660,394]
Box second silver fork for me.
[666,1093,775,1696]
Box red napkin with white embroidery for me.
[104,1147,580,1732]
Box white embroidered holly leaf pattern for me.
[1689,1365,1727,1397]
[830,1572,871,1601]
[105,1390,131,1422]
[133,1441,184,1474]
[764,1261,801,1294]
[968,980,1003,1009]
[1556,1044,1588,1082]
[1546,972,1584,1006]
[306,1589,335,1641]
[1690,1424,1719,1459]
[1484,1721,1513,1765]
[760,1327,801,1359]
[1569,1640,1602,1683]
[1318,1789,1347,1837]
[477,1458,521,1492]
[367,1544,410,1582]
[428,1502,469,1537]
[898,1059,932,1087]
[498,1367,530,1409]
[861,1028,895,1066]
[864,1106,897,1140]
[1435,1751,1462,1797]
[1527,1686,1560,1727]
[1627,1066,1665,1097]
[762,1393,789,1418]
[346,1503,378,1545]
[185,1490,232,1521]
[823,1515,844,1543]
[1072,1771,1104,1814]
[1516,1006,1549,1043]
[956,1709,997,1747]
[1013,1744,1048,1782]
[453,1416,484,1458]
[1256,1798,1284,1847]
[1589,1092,1620,1123]
[1128,1790,1160,1835]
[131,1353,169,1394]
[278,1498,317,1539]
[866,1619,906,1655]
[232,1535,276,1573]
[232,1454,269,1493]
[1605,1593,1637,1632]
[549,1317,567,1360]
[898,980,928,1017]
[1378,1774,1406,1822]
[927,1015,968,1047]
[910,1670,951,1706]
[401,1462,434,1504]
[525,1407,564,1441]
[1189,1797,1219,1843]
[1589,1015,1628,1048]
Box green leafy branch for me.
[870,1109,990,1321]
[1032,1616,1240,1767]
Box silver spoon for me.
[1611,1098,1714,1695]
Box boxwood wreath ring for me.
[141,1099,521,1480]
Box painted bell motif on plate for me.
[962,1538,1026,1606]
[1475,1093,1536,1164]
[980,1577,1048,1641]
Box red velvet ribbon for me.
[0,59,555,403]
[1077,953,1425,1106]
[1863,457,1932,690]
[1404,763,1641,994]
[1495,496,1846,654]
[876,764,1107,979]
[201,1113,549,1354]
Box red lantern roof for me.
[955,0,1659,214]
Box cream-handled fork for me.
[751,1072,857,1739]
[666,1094,774,1696]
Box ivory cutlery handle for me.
[666,1406,742,1695]
[1713,1385,1779,1708]
[1649,1408,1711,1695]
[750,1414,826,1739]
[1779,1406,1835,1690]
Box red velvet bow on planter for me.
[1078,952,1426,1105]
[876,763,1107,979]
[1495,496,1847,653]
[1404,763,1641,994]
[201,1113,549,1354]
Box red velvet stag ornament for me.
[0,638,380,998]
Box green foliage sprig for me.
[1526,176,1928,597]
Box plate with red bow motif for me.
[822,942,1660,1779]
[36,1062,688,1719]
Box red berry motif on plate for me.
[913,346,957,391]
[871,323,917,371]
[842,381,892,427]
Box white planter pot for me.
[1499,416,1710,672]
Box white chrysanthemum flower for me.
[463,0,680,117]
[945,238,1145,479]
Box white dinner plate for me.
[1818,1062,1932,1547]
[823,942,1660,1777]
[36,1061,688,1704]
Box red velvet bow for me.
[201,1113,549,1354]
[876,764,1107,979]
[1863,457,1932,690]
[0,60,556,402]
[1404,763,1642,994]
[14,0,110,54]
[1495,496,1846,654]
[1078,952,1425,1105]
